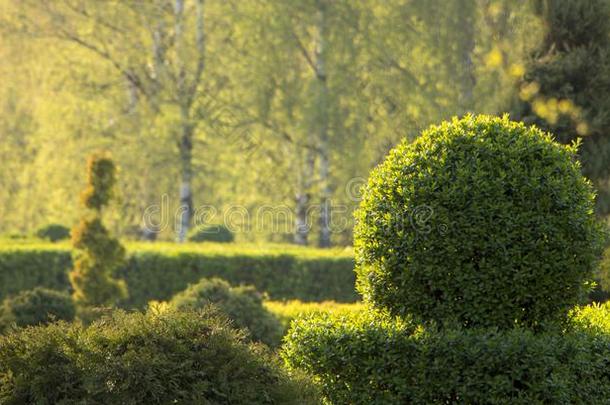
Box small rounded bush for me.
[170,278,283,346]
[188,224,235,243]
[0,309,319,404]
[355,115,604,328]
[36,224,71,242]
[0,287,75,332]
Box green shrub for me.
[283,310,610,404]
[188,224,235,243]
[169,278,283,346]
[0,287,75,332]
[0,243,357,307]
[35,224,70,242]
[70,154,127,312]
[355,115,604,328]
[0,308,319,404]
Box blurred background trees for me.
[1,0,606,246]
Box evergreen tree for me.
[513,0,610,214]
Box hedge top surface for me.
[355,114,604,328]
[0,241,353,259]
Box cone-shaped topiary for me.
[70,154,127,311]
[81,154,117,212]
[355,115,604,328]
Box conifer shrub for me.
[355,115,604,328]
[0,308,319,404]
[35,224,70,242]
[0,287,75,332]
[170,277,282,346]
[69,154,127,314]
[188,224,235,243]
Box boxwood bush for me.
[0,308,319,404]
[0,287,75,332]
[283,309,610,404]
[169,278,283,346]
[35,224,70,242]
[355,115,604,328]
[188,224,235,243]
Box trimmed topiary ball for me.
[170,278,283,346]
[36,224,71,242]
[355,115,604,328]
[188,224,235,243]
[0,287,75,332]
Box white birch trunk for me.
[294,147,316,245]
[315,3,332,248]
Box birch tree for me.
[15,0,215,241]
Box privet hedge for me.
[283,310,610,405]
[0,244,357,307]
[355,115,604,328]
[0,309,319,404]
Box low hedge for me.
[264,300,364,333]
[283,308,610,404]
[0,308,319,404]
[0,243,357,308]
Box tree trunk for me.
[177,104,193,242]
[315,2,331,248]
[294,147,316,245]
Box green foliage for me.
[283,310,610,404]
[0,308,319,404]
[188,224,235,243]
[0,243,357,307]
[35,224,70,242]
[70,154,127,310]
[514,0,610,214]
[596,245,610,292]
[80,154,117,212]
[569,302,610,334]
[70,218,127,309]
[355,115,604,328]
[264,300,364,333]
[0,287,74,332]
[169,278,282,347]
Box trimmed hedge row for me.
[264,300,364,333]
[0,243,357,308]
[283,307,610,404]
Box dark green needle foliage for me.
[514,0,610,214]
[0,308,319,404]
